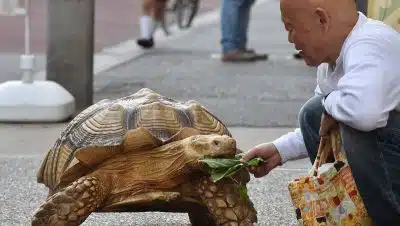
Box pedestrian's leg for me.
[137,0,157,48]
[220,0,241,54]
[340,111,400,225]
[237,0,253,51]
[220,0,257,62]
[153,0,166,22]
[236,0,268,60]
[156,0,169,35]
[298,95,325,163]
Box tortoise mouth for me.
[216,151,236,159]
[212,147,237,159]
[198,148,238,163]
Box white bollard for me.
[0,0,75,122]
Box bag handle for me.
[310,129,343,176]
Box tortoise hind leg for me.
[31,176,110,226]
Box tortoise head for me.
[185,134,237,161]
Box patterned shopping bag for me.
[288,129,372,226]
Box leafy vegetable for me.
[246,157,265,167]
[239,185,248,201]
[201,158,242,169]
[199,153,264,201]
[199,153,264,183]
[209,164,242,183]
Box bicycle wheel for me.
[175,0,199,29]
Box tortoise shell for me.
[37,88,231,190]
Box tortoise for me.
[31,88,257,226]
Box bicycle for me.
[160,0,200,36]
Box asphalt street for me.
[0,0,316,225]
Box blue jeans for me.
[299,95,400,225]
[220,0,255,53]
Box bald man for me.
[241,0,400,224]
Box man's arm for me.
[273,84,326,164]
[271,62,332,164]
[323,39,400,131]
[272,128,309,164]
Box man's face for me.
[280,2,330,66]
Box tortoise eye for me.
[213,140,219,146]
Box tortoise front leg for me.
[31,175,111,226]
[188,206,216,226]
[196,176,257,226]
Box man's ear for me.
[315,8,330,33]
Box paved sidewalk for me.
[0,0,317,225]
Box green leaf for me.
[210,170,228,183]
[234,153,264,167]
[199,154,261,202]
[209,164,243,183]
[199,158,241,169]
[199,154,264,183]
[234,152,245,159]
[223,163,244,178]
[239,185,248,201]
[243,157,264,167]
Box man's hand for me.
[240,143,282,178]
[319,111,338,136]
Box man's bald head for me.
[280,0,357,17]
[279,0,358,66]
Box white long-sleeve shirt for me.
[273,12,400,163]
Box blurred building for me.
[367,0,400,31]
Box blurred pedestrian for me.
[220,0,268,62]
[137,0,167,48]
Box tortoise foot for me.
[197,177,257,226]
[188,208,216,226]
[31,177,105,226]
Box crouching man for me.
[241,0,400,225]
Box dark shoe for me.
[243,49,268,60]
[137,38,154,49]
[244,48,255,53]
[293,52,303,59]
[221,50,258,62]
